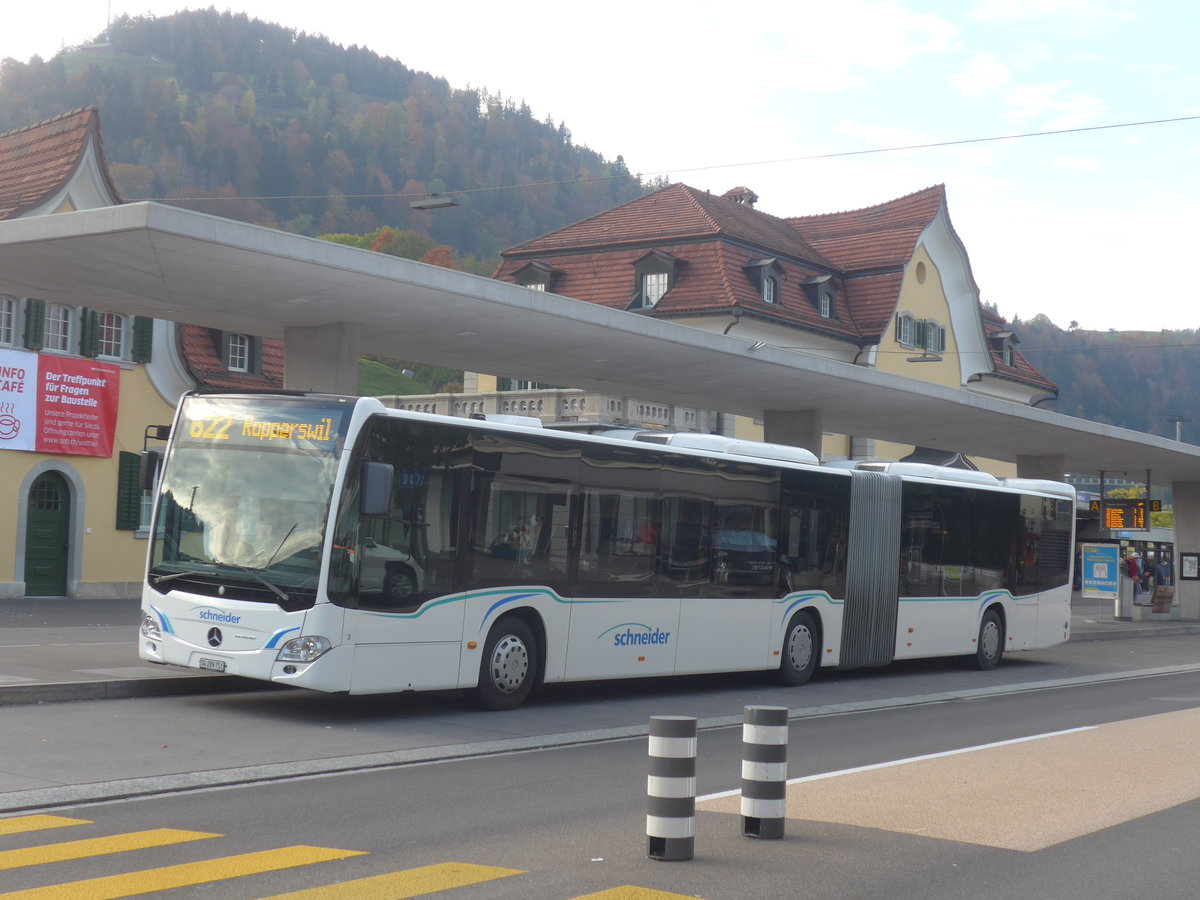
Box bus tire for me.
[779,610,819,686]
[970,608,1004,671]
[473,616,538,710]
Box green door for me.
[25,471,70,596]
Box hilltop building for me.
[0,109,281,599]
[387,183,1056,470]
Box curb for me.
[0,675,277,707]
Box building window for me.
[896,312,915,346]
[227,333,250,372]
[96,313,126,358]
[762,276,778,304]
[526,282,546,291]
[43,304,72,352]
[643,272,669,307]
[819,291,834,318]
[0,296,15,345]
[1002,343,1014,367]
[923,318,946,352]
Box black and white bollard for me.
[646,715,697,861]
[741,705,788,839]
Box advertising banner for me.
[0,348,120,458]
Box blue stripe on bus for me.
[150,606,174,635]
[774,592,837,627]
[264,626,299,649]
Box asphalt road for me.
[3,636,1200,898]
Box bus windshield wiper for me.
[222,563,292,603]
[151,569,210,586]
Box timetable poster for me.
[0,348,120,457]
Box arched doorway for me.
[24,471,70,596]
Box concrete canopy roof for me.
[1,201,1198,484]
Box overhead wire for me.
[153,114,1200,204]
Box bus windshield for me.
[148,395,352,608]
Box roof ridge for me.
[788,183,945,222]
[0,106,96,141]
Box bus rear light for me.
[277,636,332,663]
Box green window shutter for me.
[132,316,154,363]
[116,451,143,530]
[79,308,99,357]
[23,298,44,350]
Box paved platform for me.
[2,593,1198,706]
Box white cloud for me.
[1050,155,1101,171]
[953,53,1012,95]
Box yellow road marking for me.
[699,706,1200,851]
[0,829,220,871]
[258,861,524,899]
[574,888,704,899]
[0,816,92,837]
[0,845,366,900]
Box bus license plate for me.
[198,658,226,672]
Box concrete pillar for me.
[1016,454,1067,481]
[1170,481,1200,619]
[763,409,823,458]
[283,322,362,395]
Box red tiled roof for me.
[177,324,285,390]
[495,181,1055,392]
[786,184,946,270]
[0,108,121,220]
[504,183,836,268]
[980,307,1056,392]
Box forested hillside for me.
[0,8,649,272]
[1014,315,1200,445]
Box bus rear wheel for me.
[779,610,819,686]
[473,616,538,710]
[970,608,1005,671]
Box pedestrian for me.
[1126,551,1142,604]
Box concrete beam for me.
[1016,454,1066,481]
[283,322,361,395]
[763,409,824,458]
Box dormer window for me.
[226,333,251,372]
[629,250,683,310]
[802,274,838,319]
[762,275,778,304]
[643,272,669,306]
[743,258,784,305]
[513,260,564,293]
[988,328,1017,368]
[819,290,835,319]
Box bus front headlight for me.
[140,613,162,641]
[277,635,332,663]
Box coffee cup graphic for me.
[0,403,20,439]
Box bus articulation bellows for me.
[139,392,1075,709]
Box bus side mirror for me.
[360,461,394,517]
[139,450,161,491]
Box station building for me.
[0,109,282,599]
[389,183,1057,472]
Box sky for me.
[2,1,1198,332]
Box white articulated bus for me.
[139,392,1075,709]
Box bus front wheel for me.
[779,610,819,686]
[970,608,1005,671]
[473,616,538,710]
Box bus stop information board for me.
[1081,543,1120,600]
[1089,498,1155,531]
